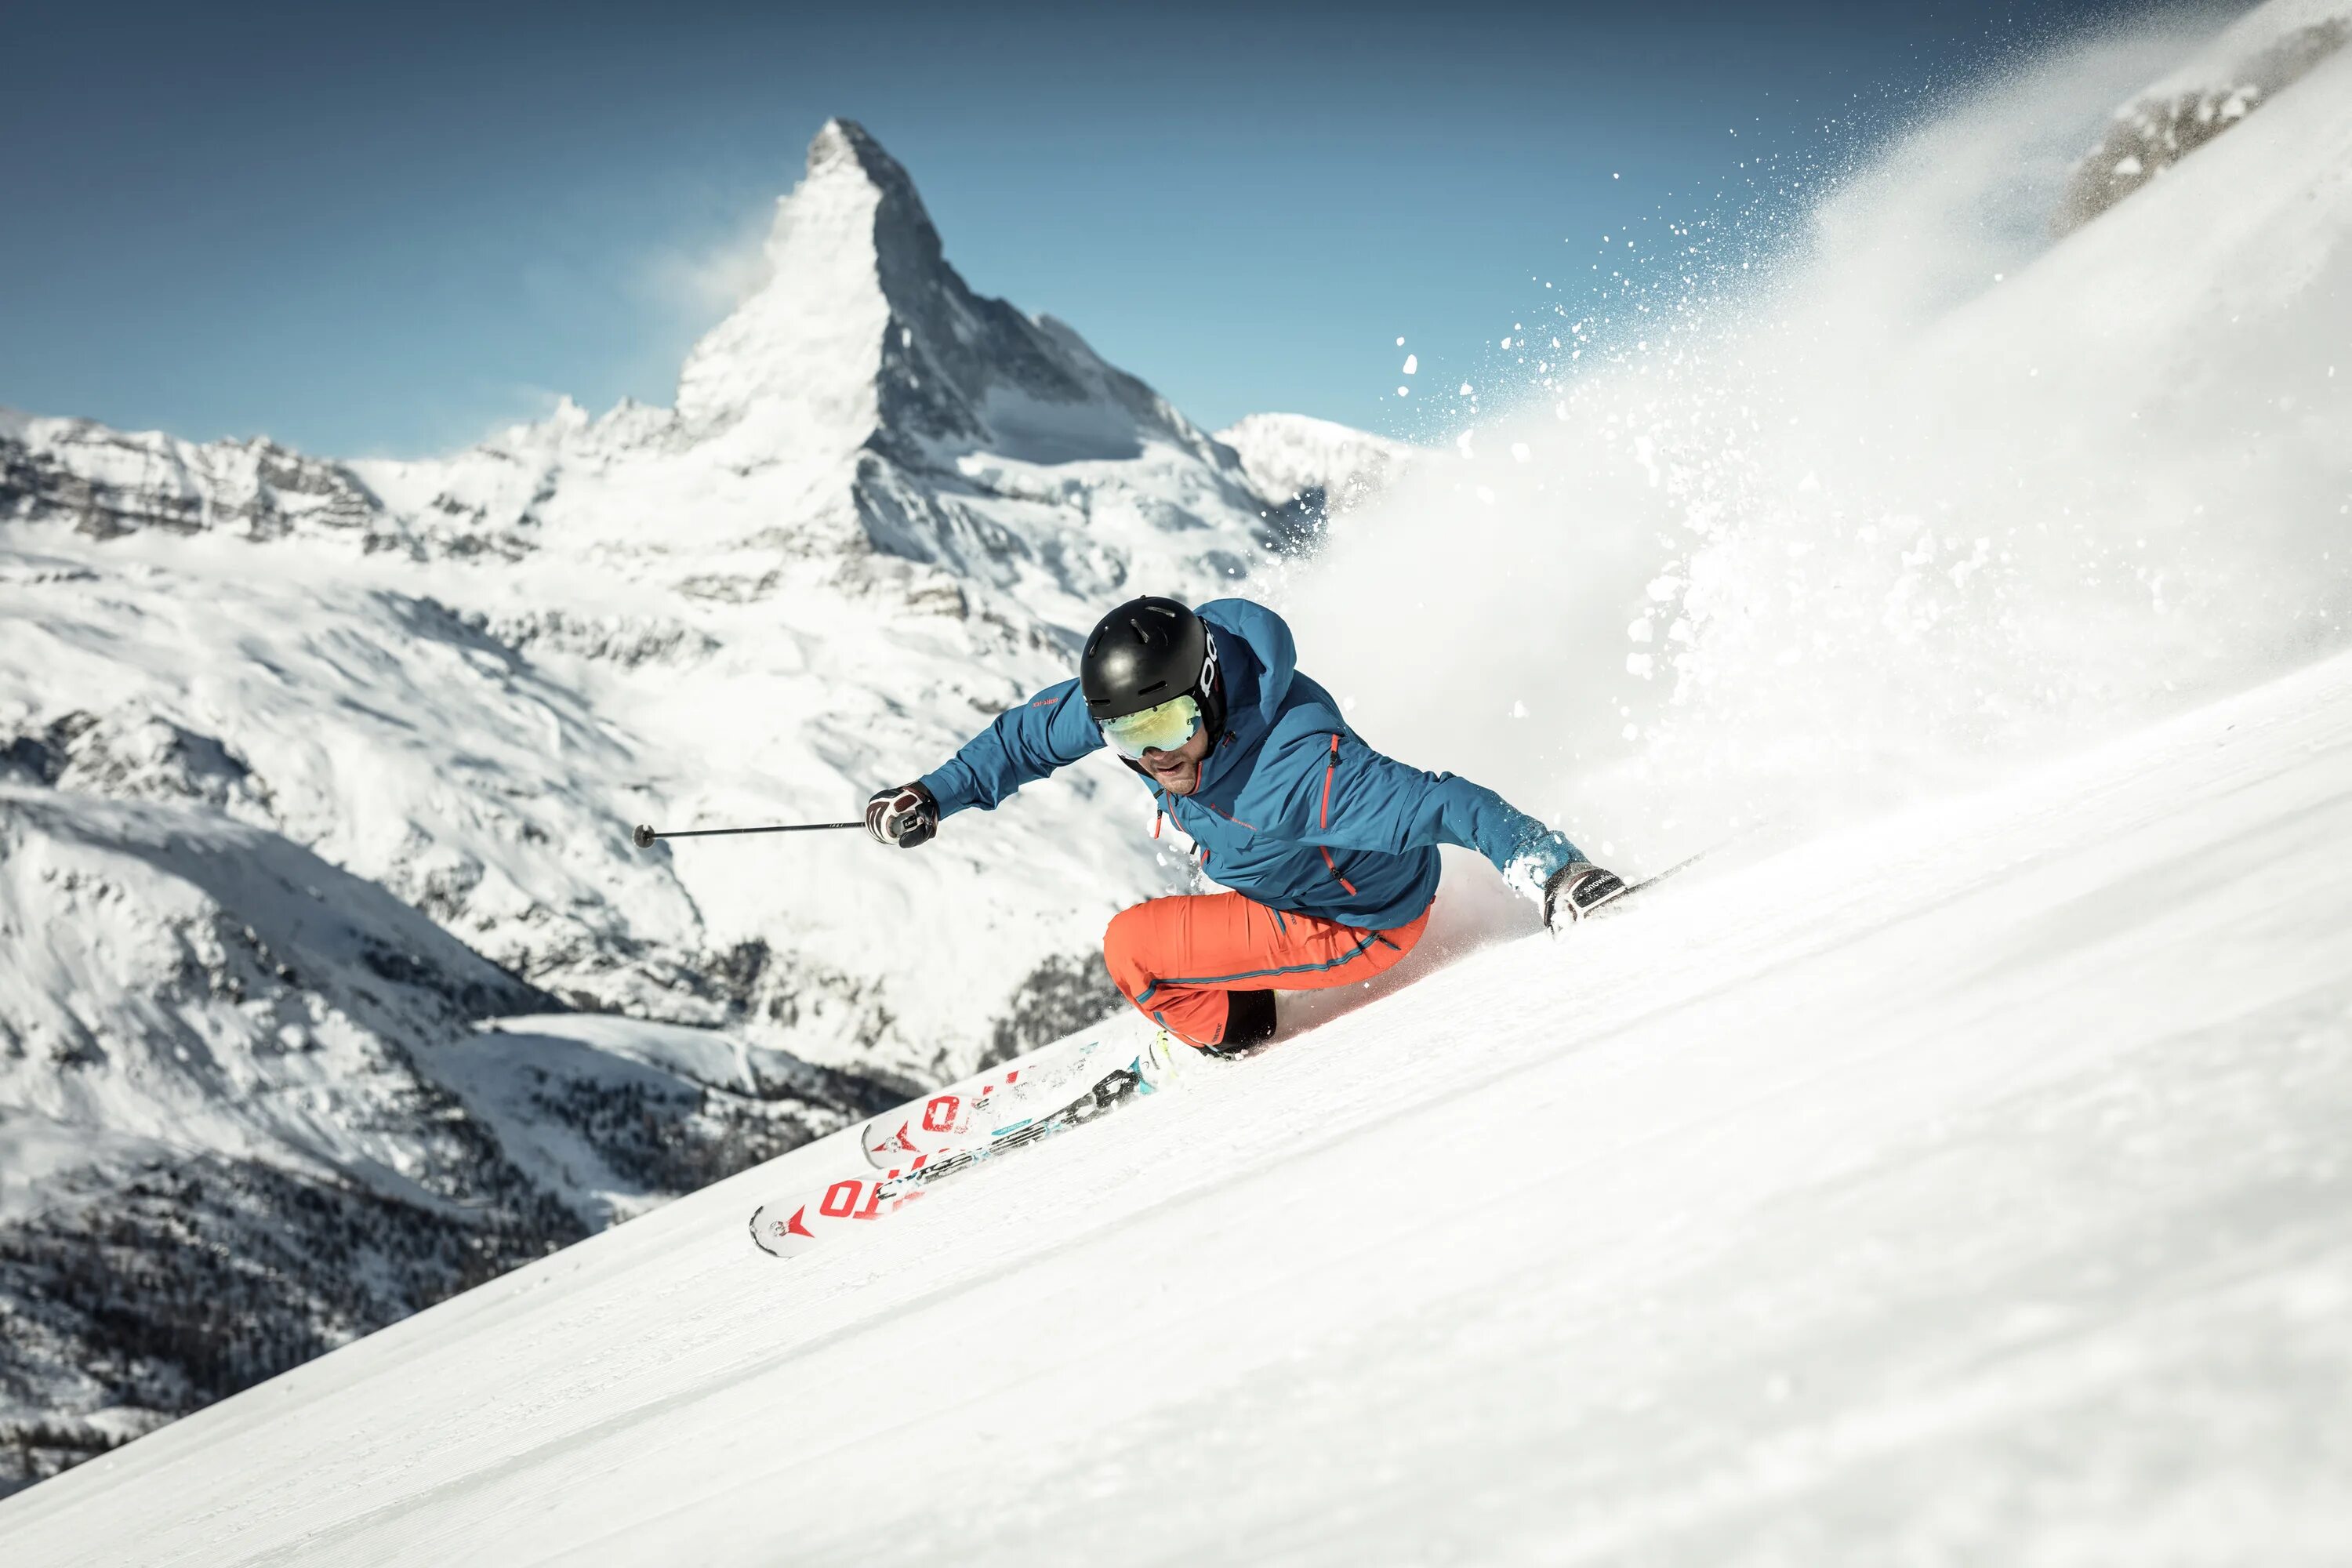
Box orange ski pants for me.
[1102,891,1432,1047]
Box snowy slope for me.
[6,615,2347,1566]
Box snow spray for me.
[1281,16,2352,874]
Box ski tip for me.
[861,1116,913,1170]
[748,1204,782,1258]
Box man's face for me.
[1138,725,1212,796]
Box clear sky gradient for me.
[2,0,2161,457]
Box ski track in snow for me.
[7,643,2348,1566]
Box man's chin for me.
[1145,766,1198,795]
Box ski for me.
[747,1040,1155,1259]
[858,1036,1129,1169]
[1607,848,1710,904]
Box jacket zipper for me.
[1318,735,1356,893]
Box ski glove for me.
[865,782,939,849]
[1544,861,1628,927]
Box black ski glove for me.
[1544,860,1628,927]
[865,782,939,849]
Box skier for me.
[865,596,1624,1057]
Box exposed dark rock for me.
[0,1155,585,1498]
[2057,20,2349,231]
[982,949,1126,1069]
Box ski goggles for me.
[1099,694,1203,759]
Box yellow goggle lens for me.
[1100,694,1202,759]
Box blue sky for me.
[2,0,2155,457]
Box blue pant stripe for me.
[1154,928,1381,990]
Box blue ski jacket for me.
[919,598,1584,931]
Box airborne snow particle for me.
[1403,354,1417,375]
[1397,387,1410,397]
[1510,443,1531,463]
[1396,336,1405,346]
[1458,382,1474,397]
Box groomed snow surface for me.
[8,642,2348,1565]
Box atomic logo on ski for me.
[747,1203,816,1258]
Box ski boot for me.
[1133,1027,1200,1092]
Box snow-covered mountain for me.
[0,119,1403,1491]
[1214,412,1417,532]
[0,783,895,1488]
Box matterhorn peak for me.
[803,119,940,252]
[674,120,1225,477]
[805,116,896,179]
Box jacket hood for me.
[1197,597,1298,768]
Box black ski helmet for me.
[1080,596,1224,739]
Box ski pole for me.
[632,820,864,850]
